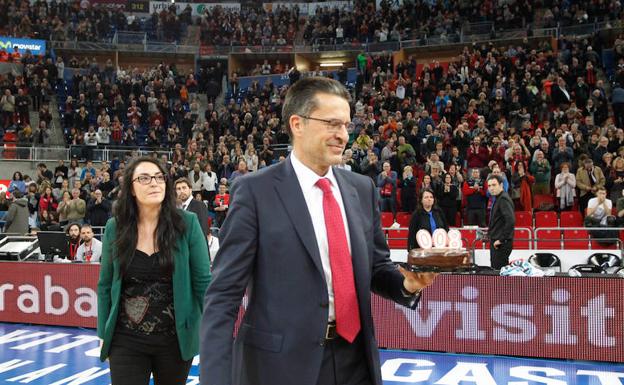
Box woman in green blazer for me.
[97,157,211,385]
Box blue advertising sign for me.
[0,323,622,384]
[0,36,46,56]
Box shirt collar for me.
[182,196,193,209]
[290,151,338,193]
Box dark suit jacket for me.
[200,157,419,385]
[488,191,515,242]
[407,207,449,251]
[551,85,571,106]
[186,199,209,237]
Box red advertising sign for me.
[373,275,623,362]
[0,179,10,195]
[0,264,621,362]
[0,262,98,328]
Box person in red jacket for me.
[38,186,58,220]
[466,136,489,169]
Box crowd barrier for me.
[0,261,621,362]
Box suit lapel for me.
[273,159,324,276]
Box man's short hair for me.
[487,174,503,185]
[174,178,192,189]
[596,186,607,193]
[81,223,93,231]
[282,77,351,139]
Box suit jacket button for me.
[318,338,325,347]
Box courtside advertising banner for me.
[0,262,98,328]
[0,264,621,362]
[373,275,623,362]
[0,37,46,56]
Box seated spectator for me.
[75,224,102,263]
[585,187,616,228]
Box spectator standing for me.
[486,175,515,269]
[463,168,487,227]
[86,189,111,227]
[576,158,605,214]
[3,191,29,234]
[377,161,398,219]
[407,188,448,250]
[554,162,577,211]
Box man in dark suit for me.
[200,77,437,385]
[487,174,515,269]
[174,177,209,240]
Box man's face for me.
[176,183,191,202]
[291,93,349,174]
[80,227,94,243]
[488,178,503,196]
[597,190,607,200]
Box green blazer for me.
[97,210,211,361]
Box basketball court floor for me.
[0,323,622,385]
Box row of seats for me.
[384,226,623,251]
[381,210,584,229]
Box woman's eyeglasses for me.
[133,174,166,185]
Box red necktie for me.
[316,178,361,343]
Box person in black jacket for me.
[407,188,449,251]
[174,178,210,244]
[486,175,515,269]
[437,173,459,226]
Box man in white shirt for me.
[200,77,437,385]
[585,187,614,226]
[75,224,102,262]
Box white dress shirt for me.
[290,151,352,322]
[180,196,193,210]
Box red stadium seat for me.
[534,211,558,228]
[560,211,583,227]
[513,228,532,249]
[562,229,590,249]
[458,228,485,249]
[514,211,532,228]
[536,229,561,249]
[381,212,394,228]
[386,229,408,249]
[396,212,411,227]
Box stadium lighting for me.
[319,62,343,67]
